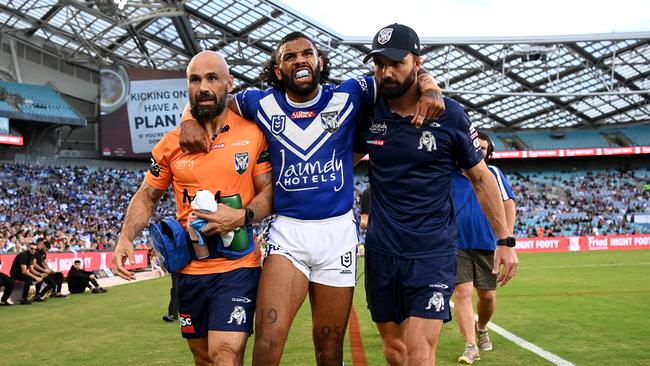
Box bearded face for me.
[189,90,227,123]
[379,64,417,99]
[279,59,321,97]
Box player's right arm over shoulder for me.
[179,95,243,153]
[113,181,165,281]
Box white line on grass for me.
[450,301,575,366]
[520,261,650,270]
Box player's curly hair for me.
[260,32,331,91]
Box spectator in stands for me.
[0,235,9,253]
[452,132,517,364]
[10,242,44,304]
[33,239,67,298]
[67,260,106,294]
[1,259,16,305]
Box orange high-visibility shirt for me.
[144,111,271,275]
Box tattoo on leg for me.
[320,325,344,341]
[259,308,278,324]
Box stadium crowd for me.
[0,162,175,253]
[508,169,650,237]
[1,162,649,256]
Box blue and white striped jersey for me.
[235,76,376,219]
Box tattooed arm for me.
[112,181,165,280]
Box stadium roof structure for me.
[1,0,650,130]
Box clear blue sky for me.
[278,0,650,38]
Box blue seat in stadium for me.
[0,81,82,122]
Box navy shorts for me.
[365,250,456,324]
[177,267,261,338]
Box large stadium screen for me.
[100,67,186,158]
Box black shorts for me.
[365,250,456,324]
[177,267,261,338]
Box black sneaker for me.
[91,288,101,294]
[162,314,178,322]
[99,287,108,293]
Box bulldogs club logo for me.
[234,152,249,175]
[320,111,341,133]
[228,306,247,325]
[271,115,286,135]
[377,28,393,45]
[425,292,445,312]
[418,131,436,152]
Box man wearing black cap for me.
[355,23,519,366]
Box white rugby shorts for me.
[264,210,358,287]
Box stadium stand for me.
[516,130,610,149]
[0,81,84,125]
[3,161,646,254]
[0,162,175,253]
[508,169,650,237]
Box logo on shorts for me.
[425,292,445,312]
[429,282,449,289]
[179,313,195,333]
[340,251,352,268]
[231,296,252,303]
[228,306,247,325]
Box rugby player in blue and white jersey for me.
[451,132,516,364]
[355,24,518,366]
[178,32,445,366]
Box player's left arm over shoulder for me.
[465,162,510,240]
[466,162,518,286]
[246,172,273,224]
[488,165,516,233]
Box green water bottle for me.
[219,193,250,251]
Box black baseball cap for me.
[363,23,421,63]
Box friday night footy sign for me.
[127,78,187,153]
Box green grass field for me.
[1,250,649,365]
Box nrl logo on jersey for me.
[369,121,387,135]
[378,28,393,44]
[320,111,341,133]
[271,115,286,135]
[234,152,249,175]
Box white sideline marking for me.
[450,301,575,366]
[520,261,650,270]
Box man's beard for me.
[280,61,321,97]
[379,68,416,99]
[190,92,228,123]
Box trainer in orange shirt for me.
[112,51,272,366]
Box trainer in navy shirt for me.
[355,97,484,258]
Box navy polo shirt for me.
[355,97,483,258]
